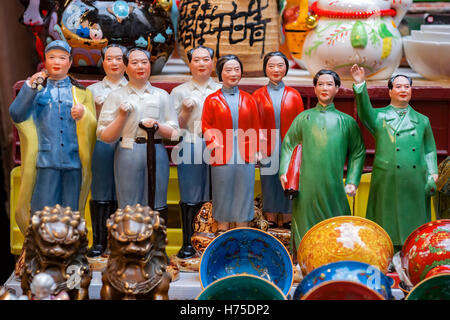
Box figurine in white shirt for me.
[170,46,221,258]
[86,44,128,257]
[97,48,179,223]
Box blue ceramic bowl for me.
[196,274,287,300]
[293,260,394,300]
[200,228,293,295]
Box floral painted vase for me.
[285,0,412,79]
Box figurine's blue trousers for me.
[91,140,116,201]
[31,168,81,212]
[176,140,210,204]
[114,143,169,210]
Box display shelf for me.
[2,270,405,300]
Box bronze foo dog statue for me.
[101,204,171,300]
[21,205,92,300]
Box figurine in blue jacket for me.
[9,40,97,234]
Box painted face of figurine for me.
[103,46,126,80]
[314,74,339,106]
[45,49,72,80]
[389,76,412,107]
[190,48,214,83]
[126,50,151,84]
[221,59,242,88]
[266,56,287,84]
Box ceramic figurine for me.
[100,204,171,300]
[86,44,129,258]
[202,55,261,233]
[20,205,92,300]
[285,0,412,80]
[30,273,70,300]
[170,46,221,259]
[351,64,439,251]
[252,51,304,229]
[279,69,366,255]
[97,48,179,223]
[9,40,97,235]
[20,0,175,74]
[19,0,63,69]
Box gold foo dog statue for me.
[100,204,171,300]
[20,205,92,300]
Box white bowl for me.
[403,36,450,80]
[411,30,450,42]
[420,25,450,33]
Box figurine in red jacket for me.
[202,55,261,234]
[252,51,304,229]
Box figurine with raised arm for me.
[86,44,128,258]
[97,48,179,223]
[279,69,366,254]
[170,46,221,258]
[253,51,304,229]
[351,64,438,251]
[9,40,97,234]
[202,55,261,234]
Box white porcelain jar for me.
[297,0,412,80]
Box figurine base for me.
[170,254,201,273]
[267,227,291,252]
[87,255,108,271]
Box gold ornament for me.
[306,14,319,29]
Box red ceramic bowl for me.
[401,219,450,286]
[301,281,385,300]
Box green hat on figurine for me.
[45,40,72,54]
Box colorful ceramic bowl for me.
[293,260,394,300]
[301,280,385,300]
[401,219,450,286]
[196,274,286,300]
[298,216,393,275]
[200,228,293,295]
[406,274,450,300]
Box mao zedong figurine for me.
[280,69,366,254]
[86,44,128,258]
[351,64,438,251]
[170,46,221,258]
[9,40,97,234]
[97,48,179,224]
[202,55,261,234]
[252,51,304,229]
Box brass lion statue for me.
[20,205,92,300]
[100,204,171,300]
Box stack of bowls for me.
[403,24,450,80]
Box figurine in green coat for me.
[351,64,438,249]
[280,70,366,253]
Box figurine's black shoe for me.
[177,245,197,259]
[87,244,104,258]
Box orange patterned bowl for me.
[298,216,394,275]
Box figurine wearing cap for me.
[9,40,97,234]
